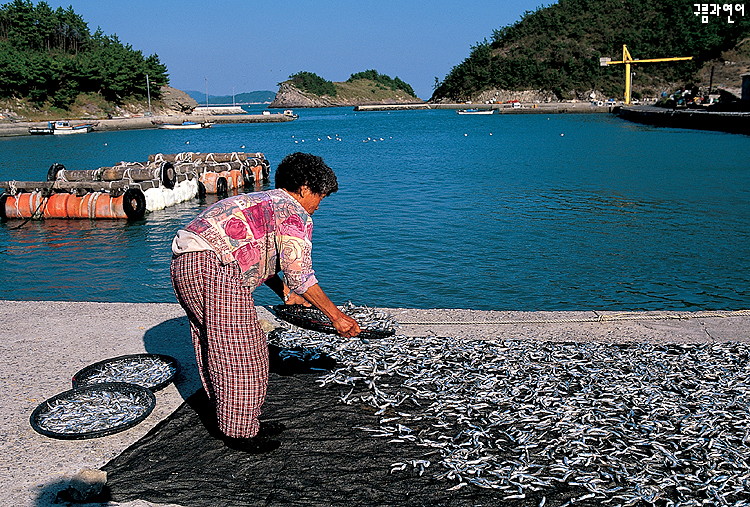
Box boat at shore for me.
[457,108,494,115]
[28,120,95,135]
[157,121,213,130]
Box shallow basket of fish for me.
[30,382,156,440]
[271,304,396,340]
[72,353,178,392]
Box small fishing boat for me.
[28,123,55,135]
[158,121,213,130]
[457,109,494,115]
[29,121,95,135]
[51,120,95,134]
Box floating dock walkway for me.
[0,151,270,220]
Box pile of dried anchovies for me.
[77,356,176,390]
[340,302,399,335]
[35,388,152,435]
[270,315,750,506]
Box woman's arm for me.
[300,284,361,338]
[264,273,311,306]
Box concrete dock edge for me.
[1,300,749,506]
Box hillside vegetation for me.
[432,0,750,102]
[283,70,418,100]
[0,0,168,115]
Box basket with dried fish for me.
[30,382,156,439]
[72,353,178,392]
[271,303,396,340]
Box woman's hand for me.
[285,292,311,306]
[295,283,362,338]
[331,313,361,338]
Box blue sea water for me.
[1,106,749,311]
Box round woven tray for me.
[30,382,156,440]
[72,353,178,392]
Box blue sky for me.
[38,0,550,100]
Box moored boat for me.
[457,108,494,115]
[29,120,95,135]
[28,123,54,135]
[158,121,213,130]
[51,120,95,135]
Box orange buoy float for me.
[1,189,146,220]
[199,170,243,195]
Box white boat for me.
[457,109,494,115]
[51,120,95,135]
[158,121,213,130]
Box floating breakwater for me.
[0,151,270,220]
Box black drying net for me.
[100,346,580,506]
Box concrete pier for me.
[2,300,749,506]
[354,102,615,114]
[0,113,294,138]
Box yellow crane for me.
[600,44,693,105]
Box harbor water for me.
[1,107,749,311]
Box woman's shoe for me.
[258,420,286,438]
[223,435,280,454]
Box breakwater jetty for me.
[616,105,750,135]
[354,102,614,113]
[0,112,294,138]
[0,151,270,220]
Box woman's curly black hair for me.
[274,152,339,196]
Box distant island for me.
[269,70,424,108]
[185,90,276,105]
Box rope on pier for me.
[398,309,750,326]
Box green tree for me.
[348,69,417,97]
[0,0,168,107]
[287,71,337,97]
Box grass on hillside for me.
[334,79,421,101]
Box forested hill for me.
[432,0,750,102]
[0,0,168,110]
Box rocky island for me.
[269,70,424,108]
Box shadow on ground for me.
[142,316,200,400]
[97,364,588,506]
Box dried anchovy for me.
[270,315,750,506]
[80,357,176,389]
[340,301,399,334]
[35,389,150,435]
